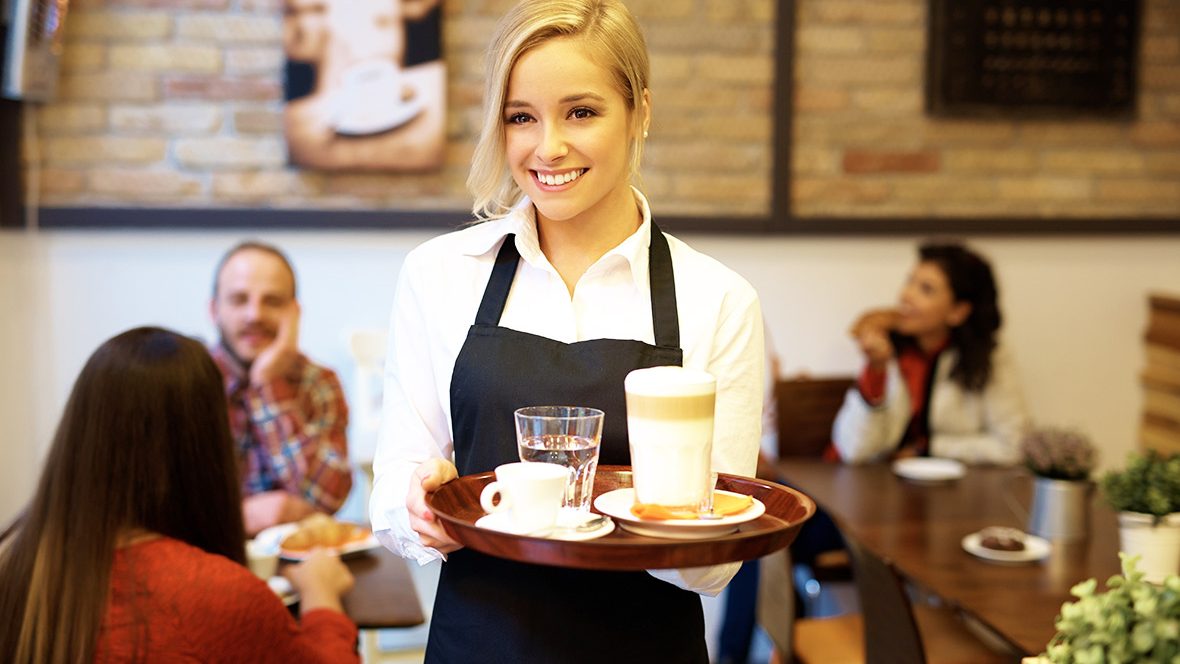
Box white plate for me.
[892,457,966,483]
[256,522,380,562]
[593,488,765,540]
[961,530,1051,564]
[267,575,299,606]
[474,512,615,541]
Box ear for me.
[947,301,972,328]
[208,298,218,324]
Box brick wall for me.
[29,0,772,216]
[792,0,1180,219]
[23,0,1180,221]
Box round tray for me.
[425,465,816,570]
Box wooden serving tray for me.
[425,465,815,570]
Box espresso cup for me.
[625,366,716,510]
[479,461,568,533]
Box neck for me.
[536,186,642,295]
[915,329,950,355]
[116,528,160,548]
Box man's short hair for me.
[212,241,298,299]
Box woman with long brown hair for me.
[0,327,358,663]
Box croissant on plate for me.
[280,513,369,552]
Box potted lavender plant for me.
[1021,426,1097,540]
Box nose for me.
[899,282,916,306]
[244,298,264,321]
[536,122,568,163]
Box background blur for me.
[3,0,1179,525]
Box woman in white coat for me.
[832,242,1028,464]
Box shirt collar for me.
[456,187,654,290]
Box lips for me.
[237,328,275,345]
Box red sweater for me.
[95,537,358,663]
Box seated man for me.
[209,241,352,535]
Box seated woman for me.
[832,241,1029,464]
[0,327,359,663]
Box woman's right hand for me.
[850,307,898,370]
[283,549,354,614]
[407,458,461,553]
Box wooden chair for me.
[774,375,856,590]
[792,537,1014,664]
[775,375,854,458]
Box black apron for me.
[425,226,708,664]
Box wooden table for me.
[319,547,426,629]
[776,459,1121,656]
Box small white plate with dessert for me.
[961,526,1051,564]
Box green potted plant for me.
[1029,553,1180,663]
[1021,426,1097,540]
[1101,451,1180,584]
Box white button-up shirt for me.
[370,190,765,595]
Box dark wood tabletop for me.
[339,546,425,629]
[776,459,1121,657]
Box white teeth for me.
[538,169,583,186]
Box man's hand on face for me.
[243,489,317,536]
[249,302,302,388]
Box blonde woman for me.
[369,0,765,661]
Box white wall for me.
[2,228,1177,523]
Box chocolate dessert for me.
[978,527,1026,552]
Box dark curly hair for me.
[893,242,1001,391]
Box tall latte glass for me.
[625,366,716,510]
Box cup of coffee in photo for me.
[479,461,568,534]
[625,366,716,511]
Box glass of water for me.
[515,406,604,526]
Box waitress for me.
[369,1,764,661]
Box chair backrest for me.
[775,375,854,458]
[346,328,388,466]
[845,536,926,664]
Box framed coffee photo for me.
[282,0,446,171]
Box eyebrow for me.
[504,92,608,109]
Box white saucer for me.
[267,575,299,606]
[892,457,966,483]
[593,488,765,540]
[256,522,381,561]
[474,512,615,542]
[333,94,423,136]
[961,530,1051,564]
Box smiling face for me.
[895,261,971,339]
[503,36,648,229]
[209,249,296,365]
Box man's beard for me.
[218,328,253,370]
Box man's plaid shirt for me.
[210,343,353,512]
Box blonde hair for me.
[467,0,651,220]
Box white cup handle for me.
[480,481,509,513]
